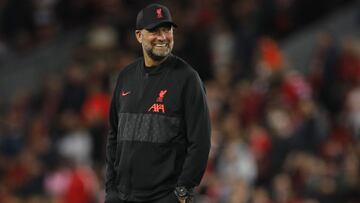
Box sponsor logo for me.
[149,89,167,113]
[148,103,165,113]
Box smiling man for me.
[105,3,211,203]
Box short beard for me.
[145,47,170,61]
[146,48,168,61]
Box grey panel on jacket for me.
[117,113,181,143]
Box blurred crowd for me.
[0,0,360,203]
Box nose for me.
[156,31,166,40]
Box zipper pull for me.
[145,73,149,78]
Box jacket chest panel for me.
[119,76,181,115]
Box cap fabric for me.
[136,4,177,30]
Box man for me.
[105,3,211,203]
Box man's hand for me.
[174,186,193,203]
[178,198,186,203]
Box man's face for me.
[137,24,174,61]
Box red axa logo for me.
[156,8,163,18]
[149,90,167,113]
[148,103,165,113]
[156,89,167,102]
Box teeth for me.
[155,43,167,47]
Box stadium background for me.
[0,0,359,202]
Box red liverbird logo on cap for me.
[156,8,163,18]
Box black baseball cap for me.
[136,4,177,30]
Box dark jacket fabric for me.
[105,54,211,202]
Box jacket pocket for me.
[130,143,178,191]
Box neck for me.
[143,51,168,67]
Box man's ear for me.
[135,30,142,43]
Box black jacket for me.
[105,54,211,201]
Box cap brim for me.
[144,21,177,30]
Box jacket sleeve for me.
[177,71,211,188]
[105,75,120,192]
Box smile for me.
[154,43,167,47]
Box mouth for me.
[153,42,168,48]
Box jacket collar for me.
[140,54,175,75]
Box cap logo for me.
[156,8,163,18]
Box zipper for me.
[127,146,135,199]
[138,73,149,101]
